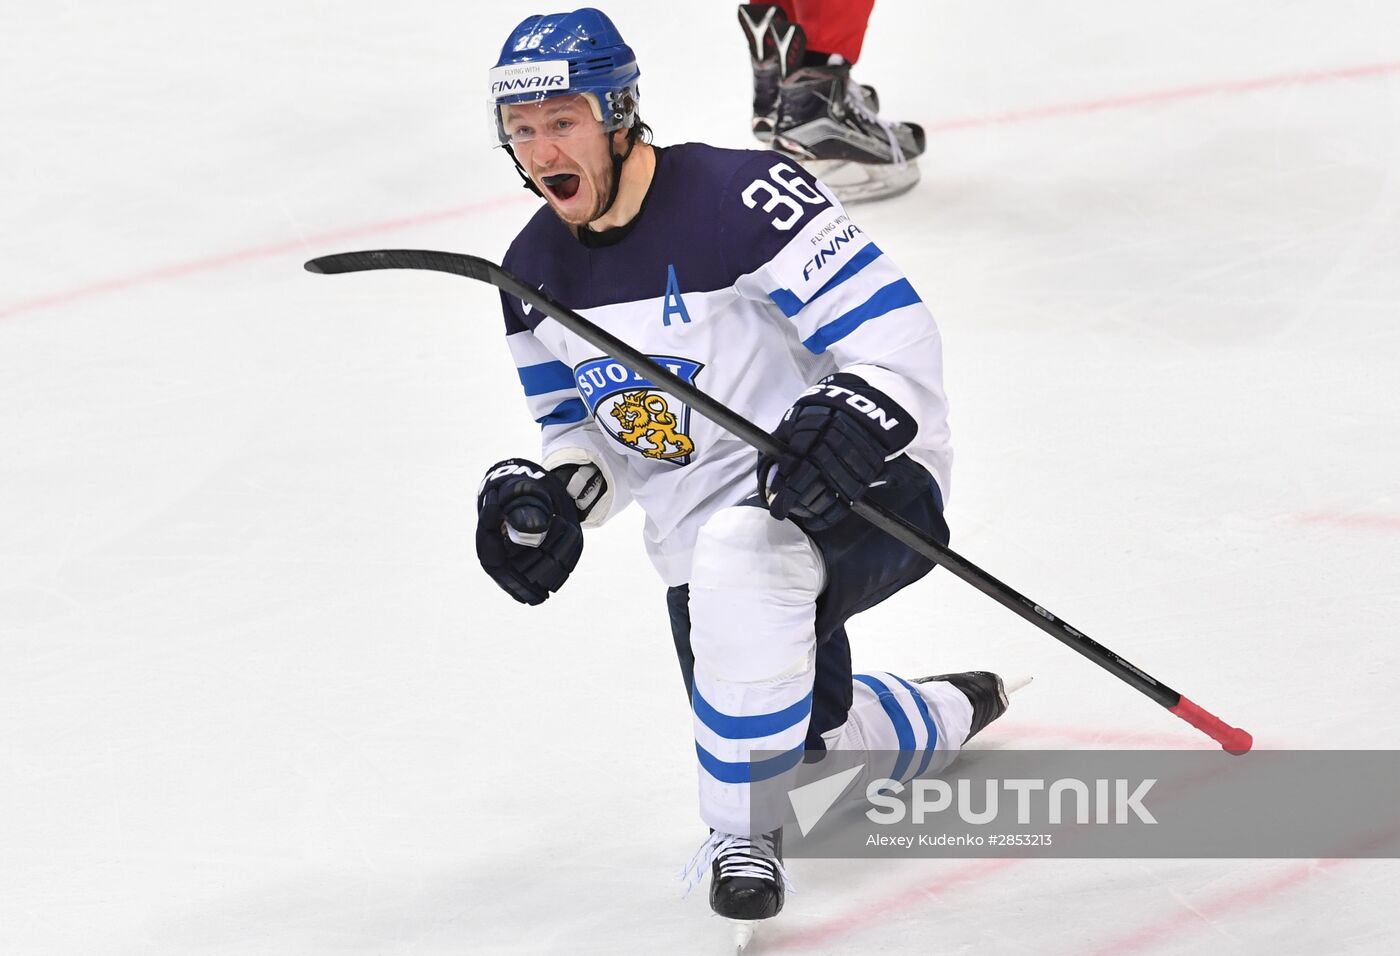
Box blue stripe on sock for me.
[695,741,806,784]
[517,361,575,396]
[536,398,587,426]
[693,688,813,740]
[802,278,922,354]
[891,675,940,779]
[853,673,915,783]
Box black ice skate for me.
[709,829,786,921]
[737,4,788,143]
[681,828,791,950]
[915,671,1011,741]
[769,20,926,203]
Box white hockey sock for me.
[822,672,975,784]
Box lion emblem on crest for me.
[609,390,695,460]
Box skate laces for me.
[843,80,906,166]
[678,831,795,897]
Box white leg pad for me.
[688,508,823,833]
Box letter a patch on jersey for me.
[574,355,704,465]
[661,264,692,327]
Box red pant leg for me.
[793,0,876,64]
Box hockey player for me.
[477,7,1007,933]
[737,2,925,202]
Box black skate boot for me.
[680,828,791,952]
[769,20,925,202]
[737,4,788,143]
[710,829,786,920]
[681,828,789,920]
[914,671,1010,742]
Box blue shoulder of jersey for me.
[498,143,835,333]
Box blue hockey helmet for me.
[489,8,641,146]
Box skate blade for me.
[1005,674,1034,695]
[731,919,758,953]
[798,158,921,204]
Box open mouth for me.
[541,173,581,201]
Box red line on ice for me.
[0,194,533,321]
[762,721,1207,951]
[924,59,1400,134]
[990,720,1206,748]
[1084,860,1344,956]
[4,60,1399,321]
[1088,823,1400,956]
[766,859,1021,952]
[1292,512,1400,532]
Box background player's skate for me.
[738,4,883,146]
[738,4,787,142]
[769,20,925,203]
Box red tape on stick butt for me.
[1170,696,1253,754]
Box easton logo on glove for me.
[792,379,908,435]
[758,373,918,531]
[479,460,547,495]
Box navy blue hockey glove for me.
[757,373,917,531]
[476,458,583,606]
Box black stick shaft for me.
[305,248,1252,753]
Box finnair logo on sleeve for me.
[489,60,569,97]
[802,222,863,281]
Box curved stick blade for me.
[303,249,492,281]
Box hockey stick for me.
[304,248,1253,754]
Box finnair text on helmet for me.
[491,75,567,95]
[801,382,901,431]
[489,60,570,99]
[865,777,1159,825]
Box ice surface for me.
[3,1,1398,953]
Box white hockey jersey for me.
[499,143,951,585]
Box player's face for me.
[502,95,619,226]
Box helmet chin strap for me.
[503,144,543,198]
[595,127,637,224]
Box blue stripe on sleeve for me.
[695,741,806,784]
[536,398,587,427]
[769,287,805,318]
[802,277,922,355]
[693,688,813,740]
[853,673,915,783]
[891,675,940,779]
[517,361,576,396]
[767,243,884,318]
